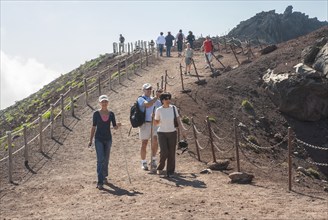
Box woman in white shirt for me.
[154,92,185,177]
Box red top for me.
[203,40,213,53]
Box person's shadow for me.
[102,182,143,196]
[163,173,207,188]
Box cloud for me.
[0,51,61,110]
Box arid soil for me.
[1,28,328,219]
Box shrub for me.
[241,100,254,111]
[182,116,191,125]
[306,168,320,179]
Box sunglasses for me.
[145,87,152,90]
[163,97,171,100]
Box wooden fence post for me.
[61,94,64,126]
[230,45,240,65]
[7,131,13,183]
[132,53,136,74]
[128,43,130,55]
[161,75,164,89]
[39,114,43,152]
[125,58,128,80]
[140,50,143,69]
[84,78,88,106]
[234,118,240,172]
[191,118,201,161]
[131,42,134,52]
[164,70,168,92]
[23,125,28,166]
[69,86,75,117]
[50,104,54,139]
[288,127,292,191]
[206,116,216,162]
[179,63,185,91]
[98,72,101,96]
[145,48,148,66]
[108,69,112,90]
[118,60,121,84]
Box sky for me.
[1,0,327,110]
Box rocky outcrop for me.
[227,6,327,44]
[263,39,328,121]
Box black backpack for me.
[130,96,146,128]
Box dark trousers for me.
[157,131,177,174]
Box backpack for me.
[178,33,183,42]
[130,96,146,128]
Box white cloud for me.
[0,51,61,110]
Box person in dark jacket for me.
[165,31,175,57]
[186,31,196,49]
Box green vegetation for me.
[42,111,51,120]
[241,99,254,111]
[306,168,320,179]
[208,116,216,123]
[181,116,191,125]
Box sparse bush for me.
[306,168,320,179]
[241,99,254,111]
[42,111,51,120]
[182,116,191,125]
[208,116,216,123]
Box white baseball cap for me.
[142,83,152,90]
[99,95,109,102]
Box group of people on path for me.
[156,30,196,57]
[89,84,186,190]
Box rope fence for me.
[0,40,157,183]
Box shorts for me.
[139,122,158,140]
[185,57,192,65]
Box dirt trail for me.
[1,52,327,220]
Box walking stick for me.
[117,117,132,184]
[150,106,156,172]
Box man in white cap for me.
[137,83,162,170]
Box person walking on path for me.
[89,95,121,190]
[201,35,214,68]
[165,31,175,57]
[186,31,195,49]
[154,92,186,177]
[175,29,185,57]
[138,83,163,171]
[156,32,166,57]
[184,43,194,75]
[119,34,125,53]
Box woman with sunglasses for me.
[154,92,186,177]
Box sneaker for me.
[104,178,109,185]
[156,170,165,175]
[151,160,157,170]
[142,162,149,171]
[97,184,104,190]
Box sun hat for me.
[142,83,152,90]
[99,95,109,102]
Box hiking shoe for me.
[97,184,104,190]
[103,178,109,185]
[142,162,149,171]
[151,160,157,170]
[156,170,165,175]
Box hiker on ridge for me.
[138,83,163,171]
[119,34,125,53]
[156,32,166,57]
[186,31,195,49]
[175,29,185,57]
[89,95,121,190]
[165,31,175,57]
[184,43,194,75]
[201,35,214,68]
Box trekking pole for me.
[118,118,132,184]
[150,106,156,172]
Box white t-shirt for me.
[155,105,179,132]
